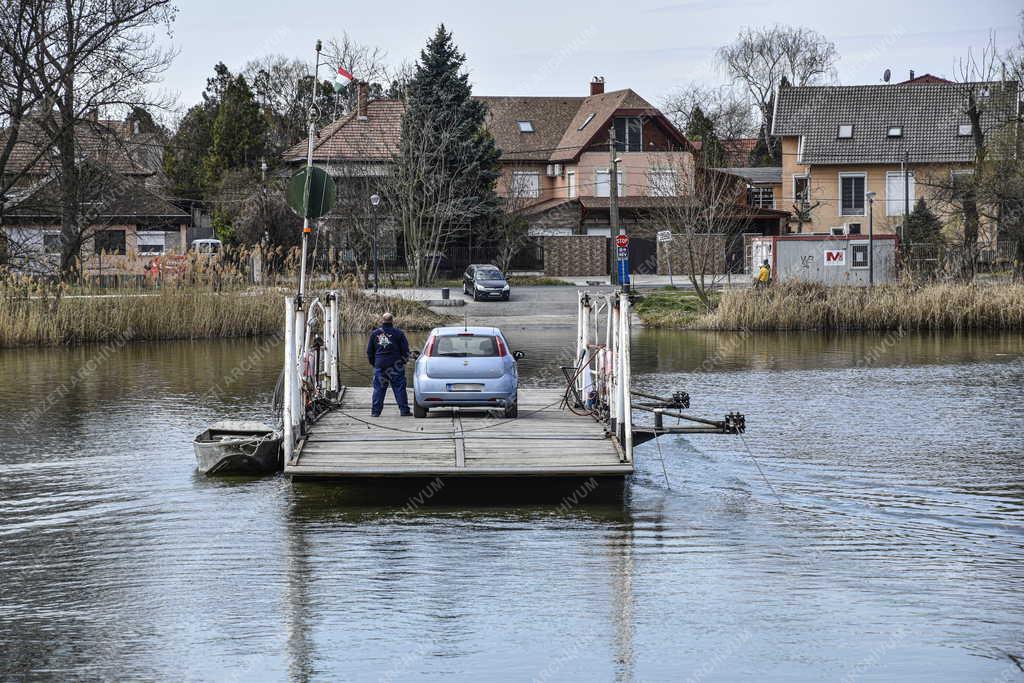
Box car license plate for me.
[449,383,484,392]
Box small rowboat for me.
[193,421,282,476]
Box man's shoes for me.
[400,411,413,417]
[370,412,381,418]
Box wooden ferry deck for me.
[285,387,632,478]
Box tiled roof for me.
[901,73,952,85]
[7,165,188,220]
[691,138,758,166]
[477,96,584,162]
[287,88,689,165]
[550,89,667,162]
[773,81,1020,164]
[284,99,404,162]
[717,166,782,184]
[0,117,155,176]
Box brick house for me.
[1,114,189,276]
[284,78,787,275]
[771,78,1020,250]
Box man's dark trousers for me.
[372,365,410,416]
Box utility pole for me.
[608,125,625,287]
[867,191,876,287]
[298,40,323,304]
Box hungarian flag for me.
[333,66,354,92]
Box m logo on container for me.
[824,249,846,266]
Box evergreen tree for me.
[397,26,501,247]
[685,105,726,167]
[204,71,265,191]
[905,198,943,245]
[164,104,213,199]
[748,123,779,166]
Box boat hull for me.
[193,421,282,476]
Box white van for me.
[190,238,223,255]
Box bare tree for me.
[645,159,751,308]
[717,25,838,161]
[490,163,538,272]
[661,82,757,141]
[19,0,177,281]
[918,34,1020,280]
[385,119,469,286]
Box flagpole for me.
[298,40,322,305]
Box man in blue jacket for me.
[366,312,412,417]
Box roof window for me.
[578,113,596,131]
[958,124,973,136]
[837,124,853,139]
[887,126,902,137]
[517,120,534,133]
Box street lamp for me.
[370,193,381,292]
[866,191,877,287]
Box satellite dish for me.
[883,69,891,83]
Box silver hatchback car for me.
[412,326,524,418]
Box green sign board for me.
[287,166,336,220]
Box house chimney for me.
[909,69,915,81]
[356,80,368,120]
[590,76,605,96]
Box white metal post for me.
[283,297,296,463]
[610,296,621,441]
[293,306,305,436]
[329,292,339,393]
[620,292,633,463]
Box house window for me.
[885,172,915,216]
[578,113,595,131]
[748,186,775,209]
[793,175,809,203]
[43,232,62,254]
[137,231,166,255]
[647,170,677,197]
[613,117,643,152]
[958,124,972,136]
[517,120,534,133]
[837,124,854,139]
[94,229,126,255]
[887,126,903,137]
[840,173,866,216]
[567,171,577,198]
[595,169,624,197]
[510,171,540,198]
[850,242,870,269]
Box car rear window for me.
[475,268,503,280]
[433,335,499,357]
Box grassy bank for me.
[684,281,1024,331]
[0,282,450,347]
[633,288,711,327]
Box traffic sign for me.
[287,166,336,220]
[614,233,629,248]
[657,230,673,243]
[617,246,628,259]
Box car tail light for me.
[425,336,436,356]
[495,336,507,357]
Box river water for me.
[1,328,1022,681]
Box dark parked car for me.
[463,264,510,301]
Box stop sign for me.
[615,234,629,248]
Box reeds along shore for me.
[0,275,449,347]
[695,281,1024,331]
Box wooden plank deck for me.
[285,387,632,478]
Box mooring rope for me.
[738,431,786,507]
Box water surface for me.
[1,329,1022,681]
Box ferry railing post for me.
[283,296,296,463]
[328,291,340,395]
[620,291,633,462]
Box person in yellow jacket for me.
[754,260,771,289]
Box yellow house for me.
[771,79,1020,246]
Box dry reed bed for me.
[0,284,450,347]
[696,281,1024,331]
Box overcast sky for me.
[158,0,1021,112]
